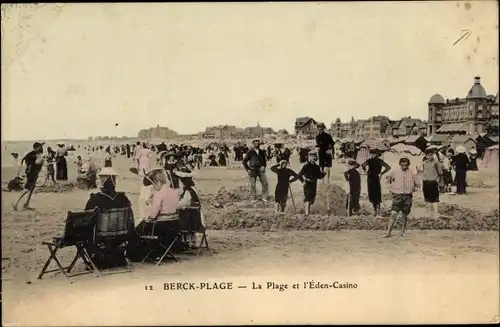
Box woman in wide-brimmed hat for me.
[84,167,133,212]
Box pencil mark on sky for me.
[453,29,472,46]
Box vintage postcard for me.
[1,1,499,325]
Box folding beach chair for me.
[140,213,182,266]
[38,209,99,280]
[92,207,134,273]
[179,206,209,253]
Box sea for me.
[1,139,133,167]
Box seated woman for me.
[84,167,133,268]
[77,158,98,189]
[84,167,132,211]
[178,177,205,248]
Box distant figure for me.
[315,123,335,183]
[104,149,114,167]
[361,149,391,217]
[453,146,470,195]
[468,149,478,171]
[11,152,19,168]
[218,151,227,166]
[55,144,68,181]
[136,144,153,177]
[44,147,57,185]
[344,159,361,216]
[13,142,44,211]
[126,144,131,158]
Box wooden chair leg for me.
[156,235,180,266]
[82,247,101,277]
[66,252,81,273]
[38,243,70,280]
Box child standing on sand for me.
[344,159,361,216]
[297,150,325,216]
[270,160,300,213]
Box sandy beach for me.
[2,153,499,325]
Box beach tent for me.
[482,145,499,168]
[360,139,390,151]
[450,135,477,152]
[391,143,422,156]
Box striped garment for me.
[385,168,420,194]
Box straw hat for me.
[98,167,118,176]
[279,159,288,166]
[143,167,166,186]
[455,145,466,154]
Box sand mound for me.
[34,181,76,193]
[205,204,499,231]
[467,180,496,189]
[306,183,348,216]
[207,186,250,208]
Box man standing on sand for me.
[13,142,45,211]
[242,139,269,202]
[384,157,420,238]
[315,123,335,183]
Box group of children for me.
[269,149,365,216]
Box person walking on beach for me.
[242,139,269,202]
[55,144,68,181]
[136,143,153,177]
[13,142,45,211]
[362,149,391,217]
[384,157,420,238]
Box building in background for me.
[201,125,237,139]
[427,76,498,136]
[361,116,391,139]
[137,125,178,139]
[389,117,428,137]
[295,117,318,139]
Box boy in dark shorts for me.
[298,150,326,216]
[13,142,45,211]
[384,157,419,237]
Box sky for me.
[1,2,498,141]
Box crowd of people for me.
[9,124,483,242]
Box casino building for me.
[427,76,499,136]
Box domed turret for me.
[466,76,487,99]
[428,93,445,104]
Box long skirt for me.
[455,169,467,194]
[367,175,382,205]
[56,157,68,181]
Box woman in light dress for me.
[135,143,154,178]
